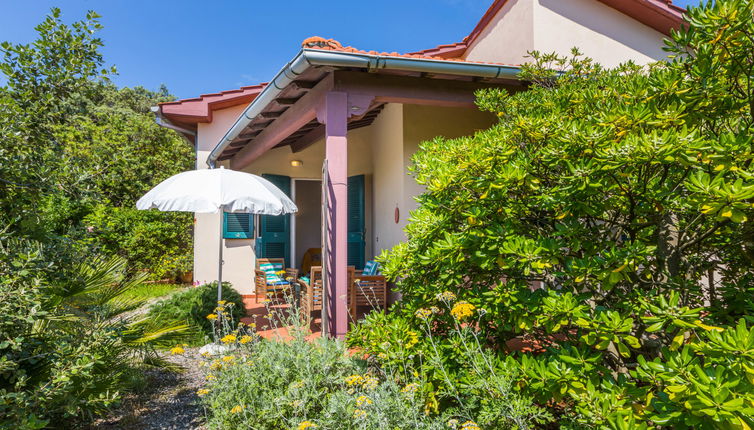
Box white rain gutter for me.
[207,49,521,167]
[151,106,197,142]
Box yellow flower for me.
[206,313,218,320]
[239,335,253,344]
[196,388,210,397]
[460,421,480,430]
[353,409,367,419]
[355,395,372,407]
[436,291,457,302]
[222,355,235,363]
[170,346,185,355]
[362,375,379,390]
[345,375,364,386]
[217,300,227,305]
[298,421,318,429]
[414,308,432,320]
[205,373,216,380]
[230,405,244,414]
[249,322,257,329]
[221,334,237,344]
[210,360,223,371]
[401,383,419,394]
[450,302,476,320]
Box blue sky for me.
[0,0,699,100]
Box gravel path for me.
[91,348,207,430]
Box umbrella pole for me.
[218,205,224,303]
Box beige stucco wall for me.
[370,104,405,256]
[464,0,536,66]
[369,104,497,257]
[194,104,257,294]
[464,0,670,67]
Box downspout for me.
[207,49,521,167]
[151,106,198,149]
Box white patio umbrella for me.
[136,166,297,301]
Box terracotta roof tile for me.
[301,37,520,67]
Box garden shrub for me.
[197,302,545,430]
[81,205,192,280]
[148,282,245,345]
[350,1,754,428]
[0,234,189,428]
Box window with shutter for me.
[223,213,254,239]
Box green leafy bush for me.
[0,7,193,279]
[81,205,192,280]
[0,235,189,428]
[350,1,754,428]
[148,282,245,345]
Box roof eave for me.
[207,49,522,167]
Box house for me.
[154,0,685,338]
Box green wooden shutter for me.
[347,175,366,270]
[257,174,291,267]
[223,213,253,239]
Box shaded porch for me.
[214,47,521,338]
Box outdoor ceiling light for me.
[290,160,303,167]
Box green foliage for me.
[350,1,754,428]
[81,205,192,280]
[148,282,245,345]
[118,282,184,303]
[0,9,195,426]
[0,7,193,276]
[199,314,543,430]
[0,233,189,428]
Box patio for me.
[240,295,374,341]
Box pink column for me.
[323,91,349,339]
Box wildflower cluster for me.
[355,395,372,407]
[401,383,419,394]
[450,301,475,320]
[415,308,433,320]
[436,291,457,302]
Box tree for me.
[0,8,193,278]
[350,1,754,427]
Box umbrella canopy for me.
[136,166,297,215]
[136,166,297,304]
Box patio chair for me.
[298,265,355,324]
[349,261,388,317]
[255,258,298,303]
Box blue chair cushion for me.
[259,262,288,286]
[363,260,381,276]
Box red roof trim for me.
[464,0,512,52]
[159,84,267,124]
[464,0,685,51]
[596,0,685,36]
[409,41,468,59]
